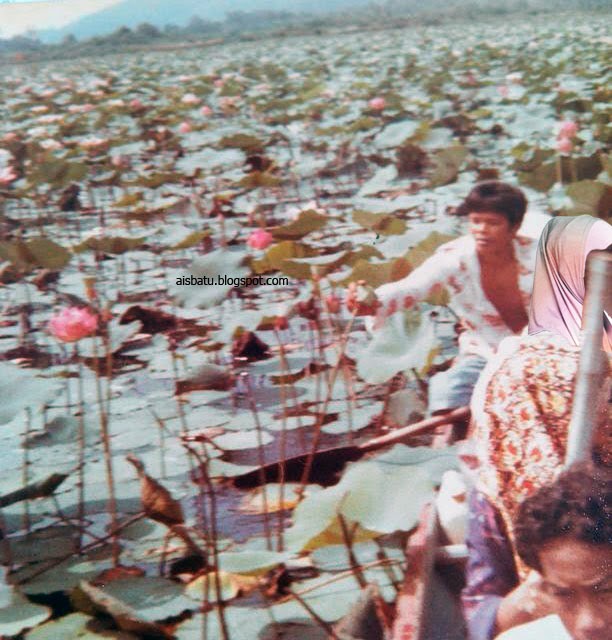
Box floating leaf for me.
[0,363,60,425]
[251,240,317,275]
[218,133,266,154]
[73,236,146,255]
[282,250,349,279]
[240,484,319,514]
[171,249,250,308]
[0,580,51,637]
[428,145,467,187]
[0,237,71,270]
[77,320,141,358]
[285,445,457,551]
[237,171,282,189]
[563,180,612,220]
[352,210,406,236]
[112,192,144,208]
[403,231,458,269]
[269,210,327,241]
[185,571,258,603]
[77,578,192,637]
[176,363,234,394]
[357,309,439,384]
[212,429,273,451]
[342,257,411,289]
[29,159,88,188]
[25,612,138,639]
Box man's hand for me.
[371,294,417,331]
[372,298,396,330]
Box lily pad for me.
[0,582,51,637]
[0,364,60,425]
[357,309,439,384]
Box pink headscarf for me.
[528,215,612,351]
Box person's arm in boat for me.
[372,247,457,329]
[461,489,519,640]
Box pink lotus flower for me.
[80,137,108,150]
[38,114,63,124]
[0,165,17,186]
[219,97,238,110]
[325,293,341,314]
[368,97,386,111]
[129,98,144,109]
[463,71,478,86]
[556,137,573,154]
[181,93,201,105]
[48,307,98,342]
[39,139,63,151]
[2,132,19,143]
[178,121,192,134]
[200,105,213,117]
[274,315,288,331]
[214,79,224,88]
[498,85,510,98]
[111,154,131,169]
[557,120,578,139]
[27,126,48,138]
[68,103,94,113]
[247,228,273,250]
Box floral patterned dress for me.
[463,331,611,638]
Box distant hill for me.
[38,0,375,43]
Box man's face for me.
[538,538,612,640]
[467,211,518,254]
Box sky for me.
[0,0,122,38]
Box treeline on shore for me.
[1,1,610,63]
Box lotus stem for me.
[298,306,358,493]
[0,508,13,569]
[92,334,119,566]
[556,154,563,185]
[321,298,356,441]
[337,513,367,589]
[272,326,293,551]
[14,513,145,586]
[288,590,340,639]
[75,343,87,550]
[569,157,577,183]
[374,539,403,595]
[21,408,32,533]
[242,372,273,550]
[147,408,168,480]
[181,442,229,640]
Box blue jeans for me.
[428,354,487,414]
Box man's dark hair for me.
[514,462,612,572]
[455,181,527,227]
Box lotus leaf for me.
[0,364,60,425]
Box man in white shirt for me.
[372,181,538,416]
[495,463,611,640]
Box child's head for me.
[456,180,527,228]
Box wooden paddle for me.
[232,406,470,488]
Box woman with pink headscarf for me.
[461,215,612,640]
[528,215,612,352]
